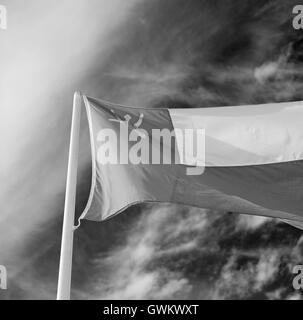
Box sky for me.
[1,0,303,300]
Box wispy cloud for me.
[83,206,208,300]
[0,0,139,296]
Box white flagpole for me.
[57,91,82,300]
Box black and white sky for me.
[1,0,303,300]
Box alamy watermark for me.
[97,112,205,175]
[0,4,7,30]
[0,265,7,290]
[292,265,303,290]
[293,5,303,29]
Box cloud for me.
[0,0,139,293]
[237,215,271,231]
[84,206,209,300]
[211,249,280,299]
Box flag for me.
[79,95,303,229]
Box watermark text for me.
[0,4,7,30]
[0,265,7,290]
[293,5,303,29]
[97,112,205,175]
[292,265,303,290]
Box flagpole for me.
[57,91,82,300]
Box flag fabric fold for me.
[79,95,303,229]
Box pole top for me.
[74,91,82,98]
[73,91,82,107]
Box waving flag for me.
[79,95,303,228]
